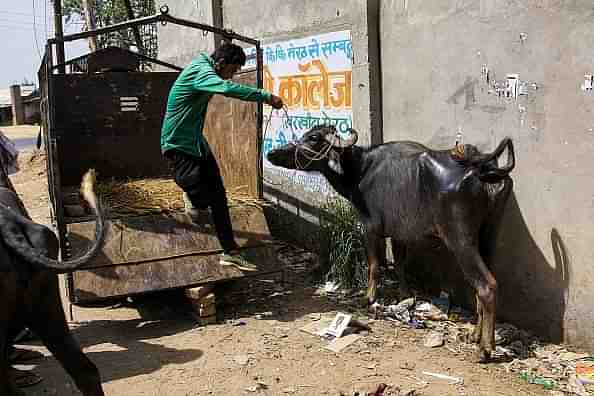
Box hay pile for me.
[95,177,266,216]
[96,178,184,215]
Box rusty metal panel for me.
[52,72,178,186]
[71,244,281,302]
[66,206,274,269]
[203,71,260,198]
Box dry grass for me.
[95,178,268,216]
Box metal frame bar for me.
[48,8,259,46]
[256,44,264,199]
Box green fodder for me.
[319,197,367,289]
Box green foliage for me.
[54,0,157,56]
[58,0,130,24]
[319,197,367,289]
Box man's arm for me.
[192,62,271,103]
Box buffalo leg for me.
[0,274,23,396]
[1,330,23,396]
[444,236,497,362]
[463,249,496,362]
[472,179,512,347]
[390,239,410,298]
[366,233,383,304]
[471,294,483,343]
[28,276,104,396]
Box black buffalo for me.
[0,153,106,395]
[267,125,515,361]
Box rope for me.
[260,105,283,186]
[260,105,340,185]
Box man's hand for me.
[268,94,284,109]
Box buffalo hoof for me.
[474,348,492,363]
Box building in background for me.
[0,84,40,126]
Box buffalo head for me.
[456,138,516,183]
[267,125,358,174]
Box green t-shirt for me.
[161,53,271,157]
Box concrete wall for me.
[380,1,594,348]
[223,0,381,145]
[157,0,216,67]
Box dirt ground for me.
[7,149,556,396]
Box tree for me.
[54,0,157,57]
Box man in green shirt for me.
[161,43,283,271]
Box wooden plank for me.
[71,244,282,302]
[203,71,259,198]
[66,205,274,269]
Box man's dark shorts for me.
[164,150,225,210]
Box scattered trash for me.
[300,317,334,337]
[245,382,267,392]
[504,344,593,393]
[414,301,448,321]
[350,319,372,332]
[372,298,412,324]
[300,314,368,353]
[233,354,250,366]
[407,318,425,329]
[519,371,556,390]
[577,361,594,385]
[325,313,352,338]
[325,334,363,353]
[568,374,590,396]
[316,281,341,295]
[255,311,274,320]
[227,319,247,327]
[308,313,322,321]
[423,332,445,348]
[559,352,590,361]
[422,371,464,385]
[373,294,451,326]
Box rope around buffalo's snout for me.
[260,105,340,186]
